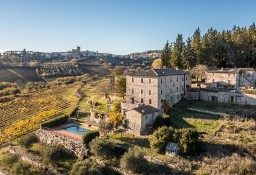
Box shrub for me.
[43,144,75,164]
[12,161,32,175]
[0,154,20,168]
[82,130,100,144]
[120,146,148,174]
[99,120,113,135]
[90,138,120,160]
[41,115,69,128]
[177,128,201,155]
[18,133,39,149]
[153,114,171,129]
[70,159,120,175]
[112,102,121,113]
[149,126,175,153]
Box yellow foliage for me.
[108,111,124,128]
[152,58,161,68]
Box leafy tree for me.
[89,138,119,160]
[161,41,172,68]
[99,120,113,135]
[116,77,126,99]
[108,111,124,128]
[177,128,201,155]
[190,64,208,83]
[120,146,148,174]
[152,58,161,68]
[149,126,175,153]
[43,144,75,164]
[70,159,120,175]
[112,66,124,77]
[82,130,100,144]
[98,79,112,99]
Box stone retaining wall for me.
[35,129,88,159]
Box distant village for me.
[1,46,161,60]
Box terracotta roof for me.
[207,68,254,73]
[133,105,159,115]
[128,68,187,77]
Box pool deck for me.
[46,121,99,141]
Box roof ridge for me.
[151,69,158,76]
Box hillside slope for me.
[0,67,45,86]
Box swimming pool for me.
[60,125,89,135]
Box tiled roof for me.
[154,69,187,76]
[207,68,254,73]
[128,68,187,77]
[133,105,159,115]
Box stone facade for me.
[122,69,191,135]
[186,90,256,106]
[205,68,256,89]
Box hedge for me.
[82,130,100,144]
[41,115,69,128]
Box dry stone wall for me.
[35,129,88,159]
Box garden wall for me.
[35,129,88,159]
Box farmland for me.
[0,67,44,86]
[0,83,81,144]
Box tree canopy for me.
[160,23,256,69]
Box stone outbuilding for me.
[165,142,180,156]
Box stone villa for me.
[121,69,191,135]
[205,68,256,89]
[186,68,256,105]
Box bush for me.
[112,102,121,113]
[149,126,175,153]
[89,138,123,160]
[43,144,75,164]
[12,161,32,175]
[177,128,201,155]
[153,114,171,129]
[99,120,113,135]
[120,147,148,174]
[82,130,100,144]
[41,115,69,128]
[70,159,120,175]
[18,133,38,149]
[0,154,20,168]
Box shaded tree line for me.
[161,23,256,69]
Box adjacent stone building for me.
[121,69,191,135]
[205,68,256,89]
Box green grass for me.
[184,118,222,134]
[109,133,150,148]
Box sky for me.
[0,0,256,55]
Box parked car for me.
[230,90,237,93]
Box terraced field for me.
[0,84,80,144]
[0,67,44,86]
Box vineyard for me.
[0,84,80,144]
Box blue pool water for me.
[61,125,89,135]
